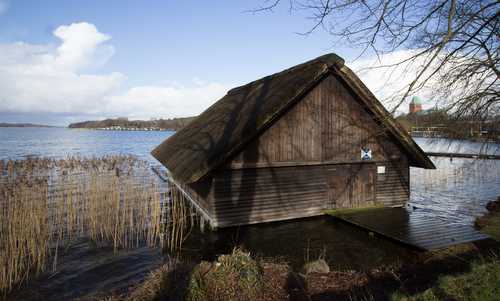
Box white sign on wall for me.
[361,147,372,160]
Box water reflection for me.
[182,216,415,271]
[410,157,500,224]
[9,240,163,301]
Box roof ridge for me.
[227,53,344,95]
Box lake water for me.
[2,127,500,300]
[0,127,172,162]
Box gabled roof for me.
[151,53,435,183]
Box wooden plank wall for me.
[180,176,213,215]
[208,165,328,227]
[189,160,409,227]
[375,158,410,207]
[228,74,404,167]
[325,163,376,209]
[186,74,411,227]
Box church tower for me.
[409,96,423,114]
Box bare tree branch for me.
[250,0,500,120]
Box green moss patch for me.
[477,211,500,241]
[186,248,263,301]
[392,259,500,301]
[325,205,385,217]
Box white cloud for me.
[0,22,230,122]
[0,22,123,114]
[0,1,8,15]
[53,22,114,71]
[105,82,228,119]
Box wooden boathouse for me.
[152,53,435,228]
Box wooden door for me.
[325,163,375,209]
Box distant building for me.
[409,96,423,114]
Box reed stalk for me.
[164,181,199,253]
[0,155,166,294]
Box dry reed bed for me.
[0,156,167,294]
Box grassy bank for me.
[104,242,500,301]
[475,201,500,241]
[481,213,500,240]
[391,258,500,301]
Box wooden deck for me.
[328,207,489,251]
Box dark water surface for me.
[11,241,163,301]
[2,128,500,300]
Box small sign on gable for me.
[361,147,372,160]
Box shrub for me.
[187,248,263,301]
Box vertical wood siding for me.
[325,163,376,209]
[375,158,410,207]
[228,74,404,166]
[196,160,408,227]
[209,165,328,227]
[187,74,410,227]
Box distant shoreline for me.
[68,117,195,131]
[69,127,173,132]
[0,123,58,128]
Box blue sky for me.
[1,1,349,84]
[0,0,423,125]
